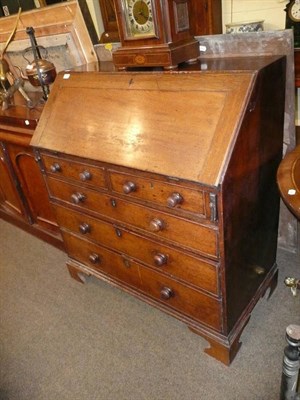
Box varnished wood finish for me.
[61,226,219,294]
[32,71,255,186]
[109,169,206,215]
[98,0,222,43]
[98,0,120,43]
[189,0,222,36]
[0,94,63,249]
[277,145,300,219]
[222,58,287,332]
[112,0,200,69]
[46,176,218,257]
[0,144,26,219]
[42,153,107,188]
[31,56,286,364]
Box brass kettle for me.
[23,46,56,87]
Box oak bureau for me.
[31,56,286,364]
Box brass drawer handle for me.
[79,222,90,234]
[123,181,136,194]
[160,287,174,300]
[149,218,165,232]
[89,253,100,264]
[79,170,92,181]
[50,162,61,173]
[167,192,183,208]
[71,192,86,204]
[154,253,168,267]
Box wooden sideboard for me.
[31,56,286,365]
[0,93,63,248]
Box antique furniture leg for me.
[280,324,300,400]
[188,326,245,366]
[67,262,90,284]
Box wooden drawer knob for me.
[79,222,90,234]
[149,218,165,232]
[79,170,92,181]
[50,162,61,173]
[154,253,168,266]
[123,181,136,194]
[89,253,100,264]
[160,287,174,300]
[167,192,183,207]
[71,192,86,204]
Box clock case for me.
[285,0,300,47]
[112,0,200,69]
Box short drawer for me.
[41,153,107,189]
[63,232,143,288]
[49,178,218,259]
[56,205,219,294]
[109,170,206,216]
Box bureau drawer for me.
[48,179,218,258]
[139,267,222,331]
[109,170,206,216]
[63,232,143,288]
[41,153,107,189]
[57,207,219,295]
[63,232,221,331]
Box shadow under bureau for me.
[31,56,286,364]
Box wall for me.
[222,0,289,32]
[86,0,103,37]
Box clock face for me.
[289,0,300,22]
[123,0,157,38]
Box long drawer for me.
[48,178,218,258]
[63,232,222,331]
[56,205,219,294]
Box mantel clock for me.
[112,0,200,69]
[285,0,300,47]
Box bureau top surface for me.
[31,56,282,186]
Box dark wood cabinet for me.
[31,56,286,365]
[98,0,120,43]
[189,0,222,36]
[0,97,63,249]
[0,143,26,219]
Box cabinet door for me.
[6,143,60,234]
[0,143,27,219]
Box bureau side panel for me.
[221,57,286,333]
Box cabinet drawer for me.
[109,170,206,216]
[56,205,219,294]
[48,179,218,258]
[139,265,222,331]
[41,154,107,189]
[63,232,221,331]
[63,232,143,288]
